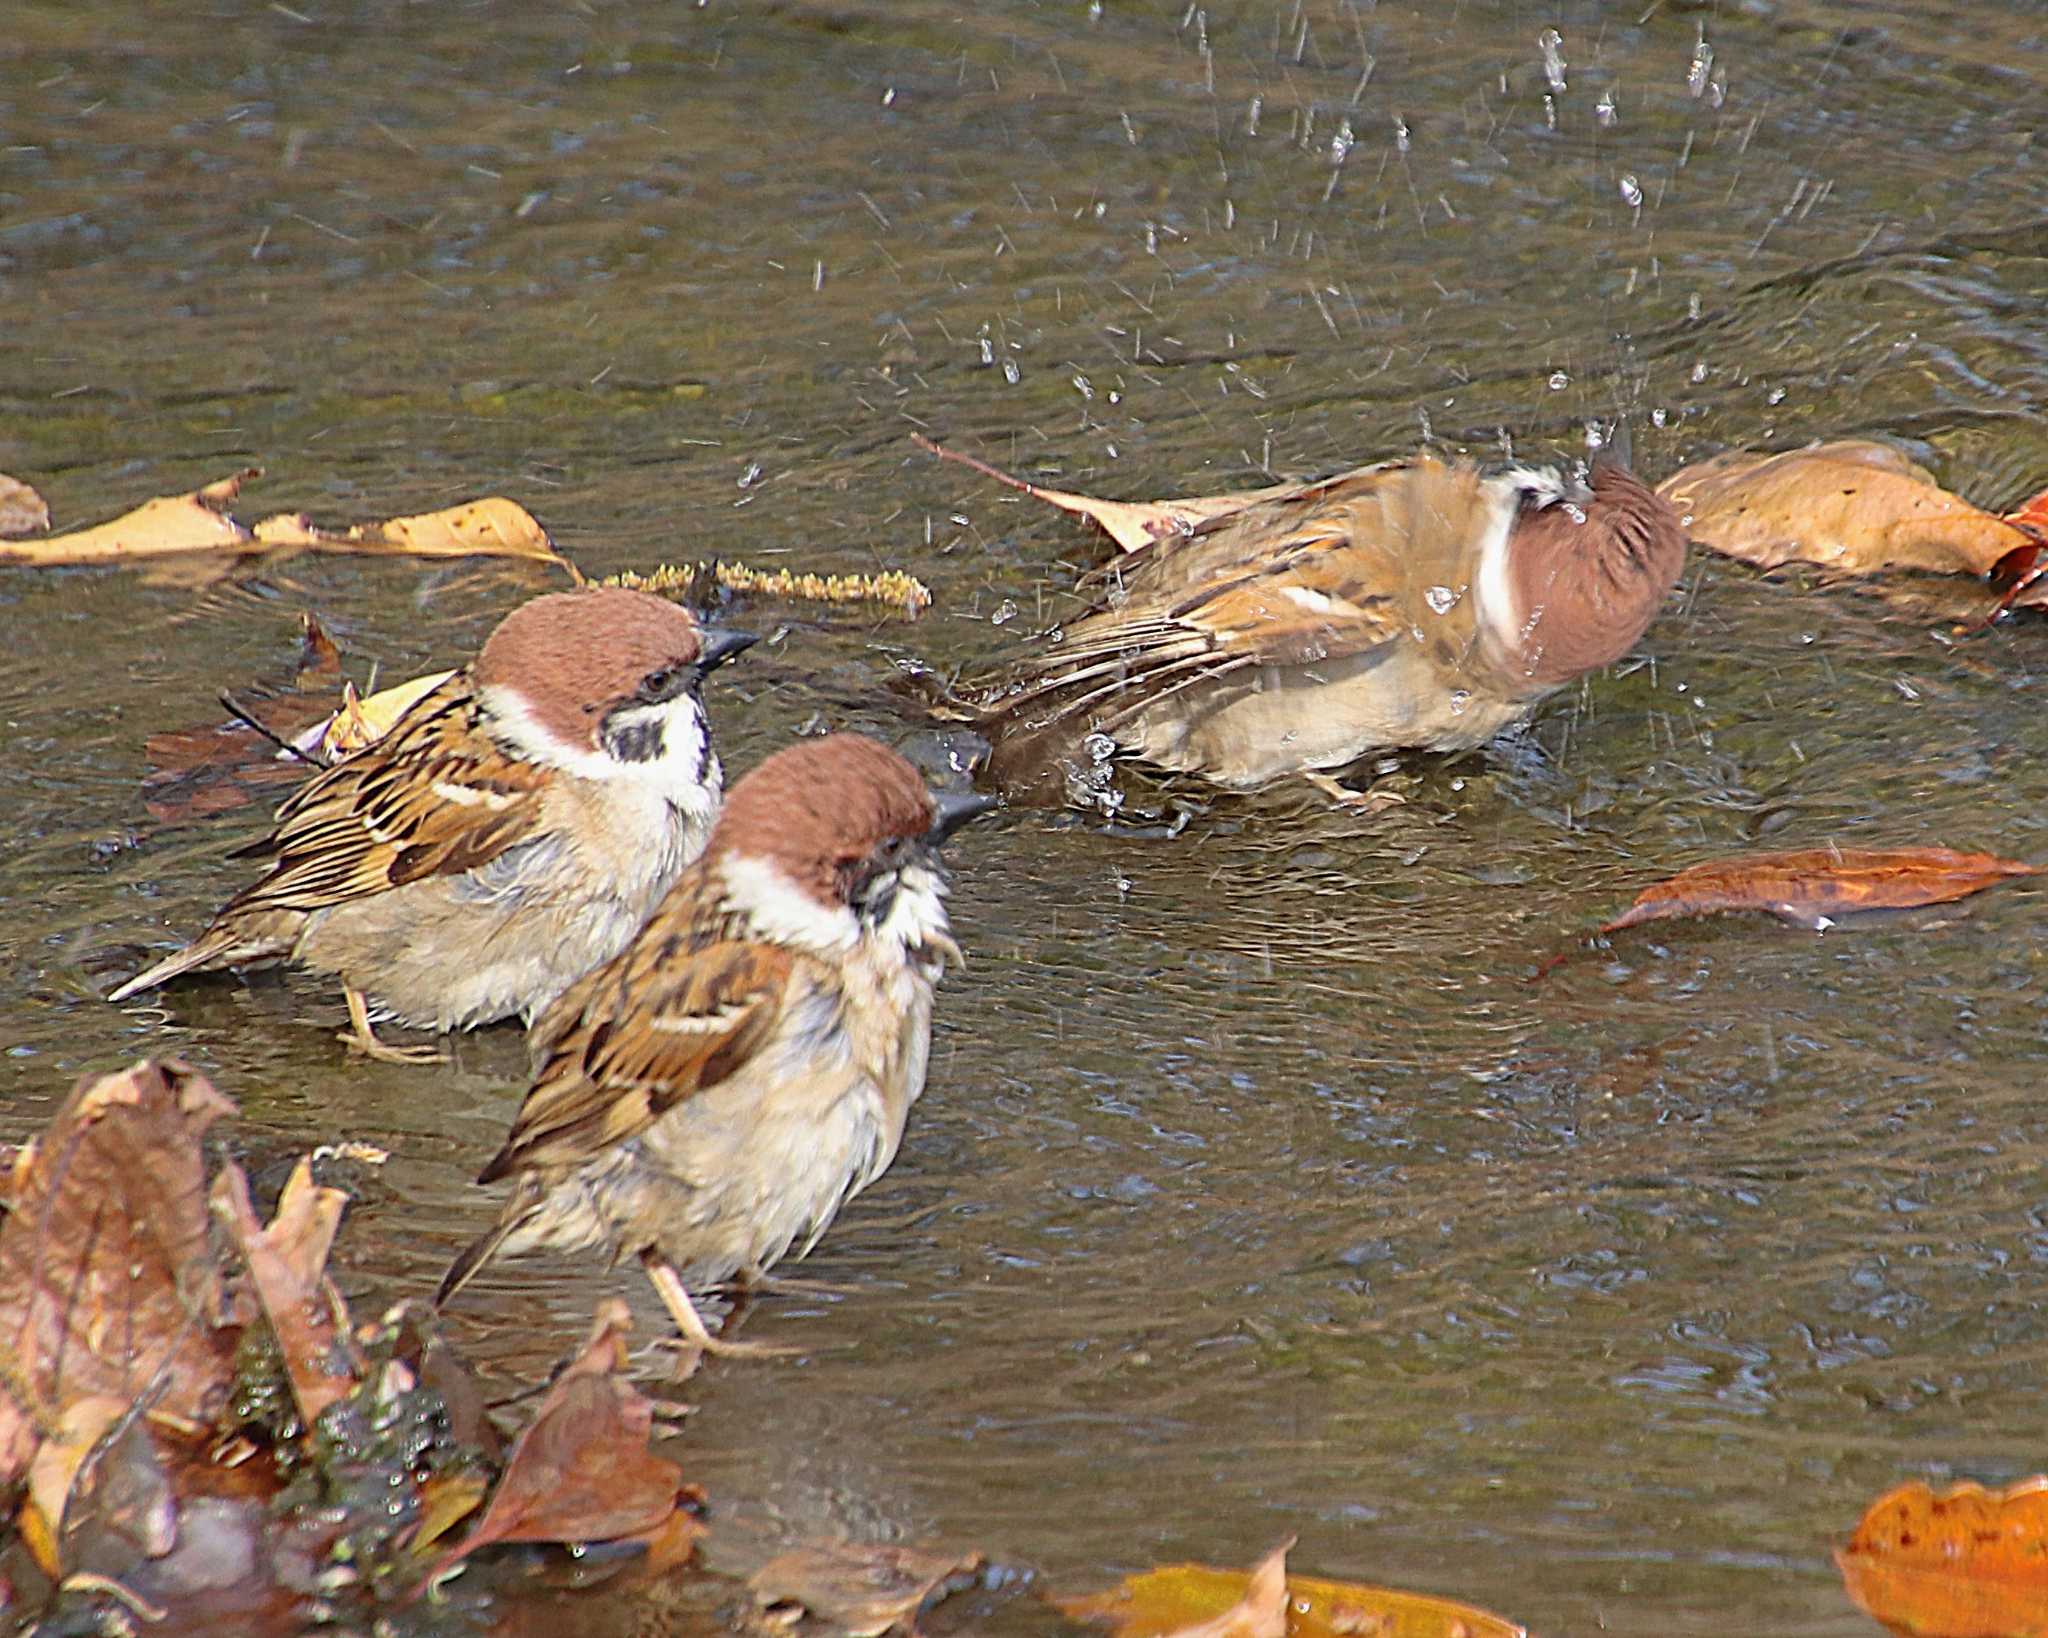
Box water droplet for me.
[1538,28,1567,94]
[1072,371,1093,400]
[978,337,994,366]
[881,86,896,106]
[1424,584,1458,615]
[1329,119,1354,166]
[1618,173,1643,209]
[1548,370,1570,390]
[1246,94,1262,136]
[1686,36,1714,97]
[1651,407,1668,428]
[1449,689,1471,716]
[1002,358,1021,385]
[1392,115,1410,154]
[737,461,762,489]
[1690,360,1709,383]
[991,598,1018,625]
[1084,732,1117,764]
[1596,89,1617,128]
[1767,386,1786,405]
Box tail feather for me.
[434,1175,547,1311]
[106,936,244,1002]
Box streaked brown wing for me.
[478,888,796,1181]
[223,674,551,913]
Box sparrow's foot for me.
[1305,771,1409,812]
[641,1252,801,1358]
[745,1273,863,1299]
[341,986,447,1065]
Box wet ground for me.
[5,1,2048,1632]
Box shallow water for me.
[5,1,2048,1632]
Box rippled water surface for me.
[6,1,2048,1632]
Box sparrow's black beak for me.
[694,627,758,676]
[926,789,999,844]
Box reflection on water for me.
[5,1,2048,1632]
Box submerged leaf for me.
[1595,846,2038,936]
[1656,440,2028,577]
[750,1539,984,1637]
[1837,1478,2048,1637]
[1060,1542,1525,1638]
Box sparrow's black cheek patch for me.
[602,715,667,764]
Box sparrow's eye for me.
[638,666,681,703]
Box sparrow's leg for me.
[640,1251,798,1358]
[338,985,446,1066]
[1304,770,1409,812]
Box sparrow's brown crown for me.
[473,588,719,751]
[712,734,949,905]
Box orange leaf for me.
[750,1539,984,1637]
[1656,440,2028,577]
[1837,1478,2048,1637]
[1059,1543,1525,1638]
[1596,847,2038,936]
[2004,486,2048,536]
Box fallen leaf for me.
[211,1158,360,1426]
[285,669,455,763]
[2005,486,2048,537]
[0,472,51,538]
[915,433,1301,554]
[1656,440,2030,577]
[433,1299,685,1569]
[0,1060,242,1489]
[1060,1543,1525,1638]
[1837,1478,2048,1637]
[750,1540,984,1637]
[140,613,351,825]
[1,470,570,570]
[1594,846,2038,937]
[22,1395,130,1576]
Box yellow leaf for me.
[1059,1547,1526,1638]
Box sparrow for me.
[957,449,1685,801]
[110,587,755,1062]
[434,732,995,1353]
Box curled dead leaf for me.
[915,433,1303,554]
[211,1158,360,1426]
[1837,1478,2048,1638]
[287,670,456,762]
[0,1060,242,1489]
[1059,1542,1525,1638]
[2,470,570,571]
[432,1299,689,1572]
[1656,440,2029,577]
[0,472,51,538]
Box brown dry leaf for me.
[211,1158,360,1425]
[750,1540,985,1637]
[250,494,564,565]
[1060,1542,1525,1638]
[21,1394,130,1576]
[1,469,569,570]
[1837,1478,2048,1637]
[915,433,1293,554]
[0,471,51,537]
[1596,846,2039,937]
[433,1298,686,1569]
[0,1060,242,1489]
[1,469,257,565]
[141,612,349,825]
[1656,440,2030,577]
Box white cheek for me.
[1473,484,1525,645]
[874,861,952,956]
[721,853,860,957]
[613,695,722,824]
